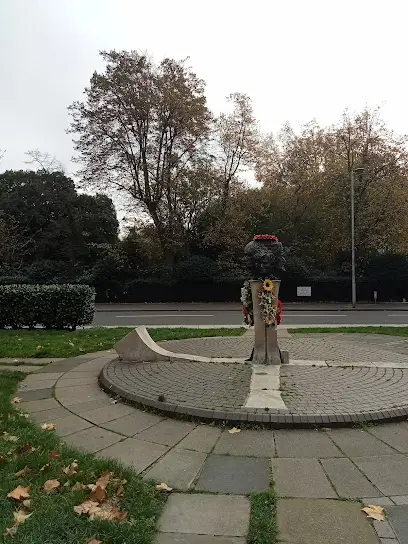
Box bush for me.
[0,284,95,330]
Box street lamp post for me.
[350,167,364,308]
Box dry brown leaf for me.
[22,499,31,509]
[13,510,33,525]
[63,461,78,476]
[74,500,100,516]
[88,540,103,544]
[71,482,87,492]
[74,499,127,522]
[361,505,385,521]
[48,449,60,460]
[4,525,18,537]
[156,483,173,492]
[89,485,105,503]
[95,471,111,489]
[228,427,241,434]
[14,466,32,478]
[3,432,18,442]
[63,481,71,488]
[40,423,56,431]
[7,486,30,501]
[16,443,35,455]
[43,479,60,493]
[115,484,124,497]
[40,464,50,472]
[12,397,22,404]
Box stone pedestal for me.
[250,279,281,365]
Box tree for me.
[0,215,31,273]
[69,50,212,263]
[25,149,65,173]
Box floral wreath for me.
[241,280,282,327]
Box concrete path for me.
[15,352,408,543]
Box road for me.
[93,303,408,326]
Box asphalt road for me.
[93,304,408,326]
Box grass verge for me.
[247,490,277,544]
[0,370,167,543]
[291,326,408,336]
[0,327,244,359]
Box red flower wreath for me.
[253,234,279,241]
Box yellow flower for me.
[263,279,273,292]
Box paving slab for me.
[353,455,408,496]
[195,455,269,494]
[156,534,245,544]
[52,414,94,437]
[373,520,397,539]
[58,371,99,380]
[97,437,169,472]
[19,398,61,413]
[144,449,207,490]
[386,505,408,544]
[368,423,408,453]
[18,379,59,391]
[102,411,164,436]
[18,388,53,401]
[79,403,136,424]
[277,498,378,544]
[362,497,396,506]
[271,458,337,498]
[137,420,197,446]
[213,430,275,458]
[63,426,122,453]
[55,376,96,387]
[29,406,72,423]
[177,425,222,453]
[328,429,396,456]
[58,391,109,407]
[158,494,250,536]
[67,398,113,414]
[24,372,65,381]
[33,359,82,373]
[274,430,342,458]
[320,458,379,498]
[390,496,408,505]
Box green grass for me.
[247,490,277,544]
[291,326,408,336]
[0,327,244,359]
[0,371,167,543]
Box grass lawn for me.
[248,490,277,544]
[0,371,167,543]
[291,326,408,336]
[0,327,244,359]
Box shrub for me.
[0,284,95,330]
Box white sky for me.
[1,0,407,175]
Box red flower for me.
[277,299,282,325]
[253,234,279,241]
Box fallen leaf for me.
[7,486,30,501]
[361,505,385,521]
[74,499,127,522]
[63,461,78,476]
[89,485,105,503]
[156,482,173,492]
[22,499,31,509]
[228,427,241,434]
[111,400,118,404]
[40,464,50,472]
[36,345,43,350]
[14,466,32,478]
[12,397,22,404]
[16,443,35,455]
[88,540,103,544]
[95,471,111,489]
[4,525,18,537]
[3,432,18,442]
[48,449,60,460]
[74,500,100,516]
[43,479,60,493]
[40,423,56,431]
[115,484,124,497]
[13,510,33,524]
[72,482,87,491]
[79,347,85,352]
[69,341,75,347]
[63,481,71,488]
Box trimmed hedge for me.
[0,284,95,330]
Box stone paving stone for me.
[58,390,109,407]
[68,398,113,414]
[24,372,65,381]
[386,505,408,544]
[80,404,136,424]
[362,497,395,506]
[271,458,337,498]
[195,455,269,494]
[158,493,250,536]
[320,458,379,498]
[18,379,59,391]
[353,455,408,496]
[63,426,122,453]
[144,449,207,490]
[177,425,222,453]
[213,429,275,458]
[274,430,342,458]
[368,423,408,453]
[52,414,94,437]
[328,429,396,457]
[55,376,96,387]
[19,398,61,413]
[73,358,114,372]
[102,411,164,436]
[29,406,73,424]
[373,520,396,539]
[58,371,99,380]
[277,498,379,544]
[97,438,169,472]
[390,496,408,505]
[34,359,82,373]
[156,534,245,544]
[137,420,197,446]
[379,539,398,544]
[18,388,53,401]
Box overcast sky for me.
[1,0,407,176]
